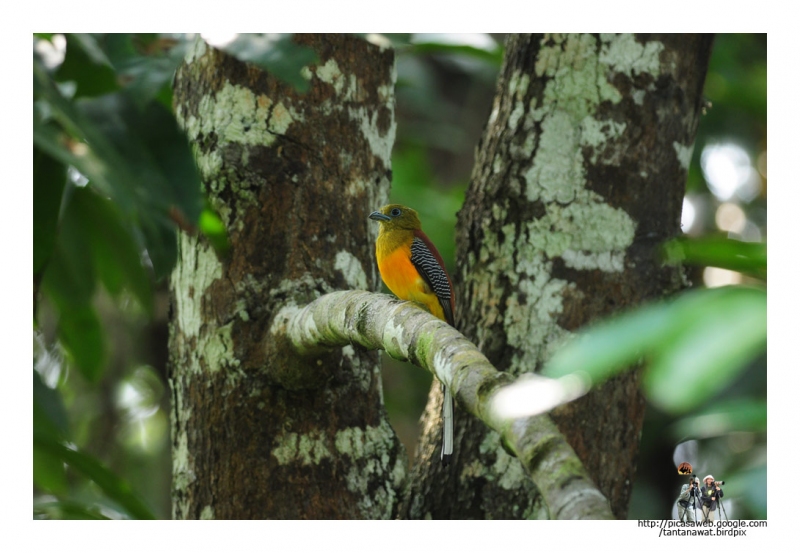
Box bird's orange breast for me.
[376,243,446,322]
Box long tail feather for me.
[441,384,454,466]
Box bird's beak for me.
[369,211,391,222]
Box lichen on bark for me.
[405,33,713,519]
[168,34,404,519]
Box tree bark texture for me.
[169,34,403,519]
[282,290,613,519]
[404,33,713,519]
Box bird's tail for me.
[441,384,454,466]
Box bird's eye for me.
[390,208,401,217]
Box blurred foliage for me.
[543,34,767,519]
[663,235,766,279]
[33,33,767,520]
[655,33,766,520]
[33,32,196,519]
[32,33,311,519]
[543,286,766,413]
[670,399,767,440]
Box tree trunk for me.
[169,34,404,519]
[403,33,713,519]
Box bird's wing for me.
[411,229,457,467]
[410,232,455,326]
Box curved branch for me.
[276,290,614,519]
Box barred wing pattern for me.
[410,233,455,465]
[410,236,454,326]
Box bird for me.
[369,204,456,466]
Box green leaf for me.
[33,371,71,495]
[36,50,203,222]
[139,218,178,280]
[55,34,119,98]
[644,287,766,412]
[69,187,153,313]
[34,56,141,209]
[32,107,86,178]
[670,399,766,440]
[199,205,230,256]
[663,235,766,279]
[75,92,203,224]
[43,188,96,297]
[217,34,318,92]
[58,304,106,382]
[33,433,156,519]
[40,186,158,378]
[34,442,69,495]
[542,287,767,413]
[128,100,204,224]
[74,94,161,211]
[542,299,681,383]
[100,34,192,107]
[35,57,203,277]
[33,370,70,440]
[41,192,105,381]
[33,147,67,275]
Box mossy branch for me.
[276,289,614,519]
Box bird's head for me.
[368,204,422,231]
